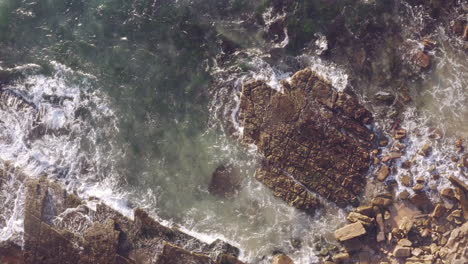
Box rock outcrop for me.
[208,164,242,199]
[239,68,374,212]
[13,175,244,264]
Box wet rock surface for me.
[239,68,374,212]
[2,171,243,264]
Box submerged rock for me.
[239,68,374,212]
[208,164,242,199]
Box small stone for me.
[332,252,350,263]
[398,239,412,247]
[401,160,412,169]
[375,92,395,104]
[432,204,446,219]
[382,152,403,162]
[452,20,465,35]
[413,51,431,69]
[412,248,423,257]
[383,211,391,221]
[399,217,414,234]
[377,165,390,181]
[372,197,392,207]
[412,183,425,192]
[399,190,410,200]
[401,175,413,187]
[334,222,367,241]
[416,177,425,184]
[441,188,455,199]
[394,129,407,140]
[379,139,389,146]
[356,205,374,217]
[272,254,294,264]
[393,245,411,258]
[418,143,432,157]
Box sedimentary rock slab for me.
[334,222,367,241]
[20,176,242,264]
[239,68,374,212]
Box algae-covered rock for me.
[239,68,374,212]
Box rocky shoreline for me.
[1,1,467,264]
[0,163,244,264]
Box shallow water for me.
[0,1,467,263]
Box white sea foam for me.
[0,61,129,242]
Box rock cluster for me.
[327,174,468,264]
[239,68,375,213]
[0,169,244,264]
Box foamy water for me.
[0,2,467,264]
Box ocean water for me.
[0,1,467,263]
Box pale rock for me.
[334,222,367,241]
[347,212,374,226]
[332,252,350,263]
[272,254,294,264]
[398,239,412,247]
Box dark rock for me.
[409,192,432,211]
[239,69,374,212]
[413,51,431,69]
[208,164,242,199]
[0,241,23,264]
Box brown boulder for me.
[239,69,374,212]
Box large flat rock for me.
[17,175,243,264]
[239,69,374,212]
